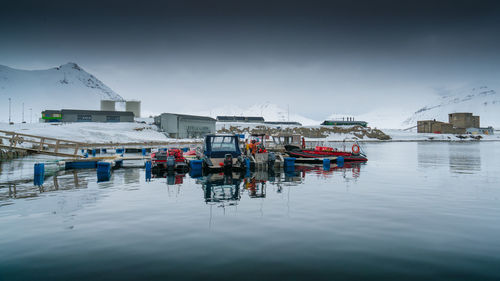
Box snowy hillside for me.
[0,62,124,123]
[189,102,319,126]
[403,84,500,128]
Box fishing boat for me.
[197,134,248,172]
[151,148,189,172]
[284,141,368,162]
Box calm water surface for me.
[1,142,499,280]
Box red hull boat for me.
[285,144,367,162]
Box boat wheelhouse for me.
[199,134,247,172]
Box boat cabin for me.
[201,134,246,172]
[204,134,242,158]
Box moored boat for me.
[285,142,367,162]
[151,148,189,172]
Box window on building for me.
[77,114,92,121]
[106,116,120,122]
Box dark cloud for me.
[1,0,500,119]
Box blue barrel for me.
[323,158,330,170]
[145,161,152,181]
[182,147,189,152]
[34,163,45,186]
[239,134,245,139]
[337,156,344,167]
[142,148,147,156]
[84,152,89,158]
[116,148,124,154]
[190,160,203,170]
[189,168,202,178]
[97,162,112,173]
[284,157,296,168]
[92,149,96,157]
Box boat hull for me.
[285,146,368,162]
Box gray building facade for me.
[155,113,216,138]
[42,109,134,123]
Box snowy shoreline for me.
[1,122,498,147]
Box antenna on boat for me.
[287,104,290,121]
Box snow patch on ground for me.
[0,122,170,143]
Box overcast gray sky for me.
[1,0,500,119]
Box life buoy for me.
[352,144,360,154]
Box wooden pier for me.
[0,129,201,159]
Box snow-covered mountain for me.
[403,84,500,128]
[0,62,123,123]
[188,102,319,126]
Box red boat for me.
[285,144,367,162]
[151,148,189,172]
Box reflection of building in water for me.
[449,143,481,174]
[417,143,481,174]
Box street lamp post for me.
[9,97,12,124]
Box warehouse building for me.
[154,113,216,138]
[417,112,493,134]
[448,113,480,129]
[417,120,463,134]
[41,109,134,123]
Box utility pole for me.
[22,102,25,123]
[30,108,33,123]
[287,104,290,122]
[8,98,12,124]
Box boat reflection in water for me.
[294,162,363,180]
[151,169,187,185]
[195,163,363,207]
[197,172,242,206]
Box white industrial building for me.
[100,100,141,118]
[154,113,216,138]
[125,101,141,118]
[100,100,116,111]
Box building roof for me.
[216,116,265,122]
[160,113,216,121]
[321,120,368,126]
[42,110,62,114]
[42,109,134,116]
[449,112,473,115]
[264,121,302,126]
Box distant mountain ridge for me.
[189,102,319,126]
[0,62,123,122]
